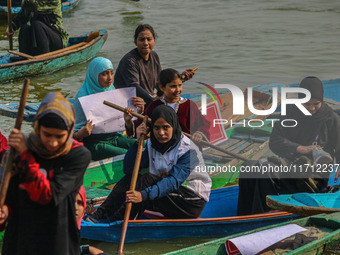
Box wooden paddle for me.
[7,0,13,50]
[117,116,148,255]
[103,100,248,161]
[0,79,30,208]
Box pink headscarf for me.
[77,185,86,229]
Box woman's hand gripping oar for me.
[103,100,248,161]
[117,116,148,255]
[0,79,30,208]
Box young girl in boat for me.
[0,92,91,255]
[125,68,211,145]
[6,0,68,57]
[73,57,145,161]
[237,76,340,216]
[85,105,212,222]
[114,24,196,105]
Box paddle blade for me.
[86,31,100,42]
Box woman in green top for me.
[6,0,68,56]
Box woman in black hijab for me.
[86,105,212,222]
[237,76,340,215]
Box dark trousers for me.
[19,20,63,56]
[93,173,206,221]
[237,159,329,216]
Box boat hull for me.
[266,191,340,216]
[163,212,340,255]
[80,186,296,243]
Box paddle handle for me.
[0,79,30,208]
[118,116,148,254]
[103,100,151,124]
[7,0,13,50]
[181,66,198,81]
[183,132,248,161]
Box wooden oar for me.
[181,66,198,81]
[103,100,248,161]
[7,0,13,50]
[118,116,148,255]
[8,50,34,59]
[0,79,30,208]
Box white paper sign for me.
[225,224,306,255]
[79,87,136,134]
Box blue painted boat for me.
[0,30,107,83]
[80,185,297,243]
[266,191,340,217]
[0,0,81,15]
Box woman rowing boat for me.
[6,0,69,57]
[84,105,212,223]
[0,92,90,255]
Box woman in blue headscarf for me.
[73,57,145,161]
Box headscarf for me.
[73,57,114,131]
[77,185,86,230]
[27,92,75,159]
[150,105,182,154]
[281,76,334,146]
[299,76,324,102]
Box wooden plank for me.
[8,50,34,59]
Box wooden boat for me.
[0,30,107,83]
[80,185,296,243]
[0,0,81,15]
[163,212,340,255]
[82,123,272,190]
[266,192,340,217]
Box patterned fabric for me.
[74,57,114,131]
[27,91,75,159]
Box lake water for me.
[0,0,339,253]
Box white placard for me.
[225,224,306,255]
[79,87,136,134]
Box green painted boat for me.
[163,212,340,255]
[0,30,107,83]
